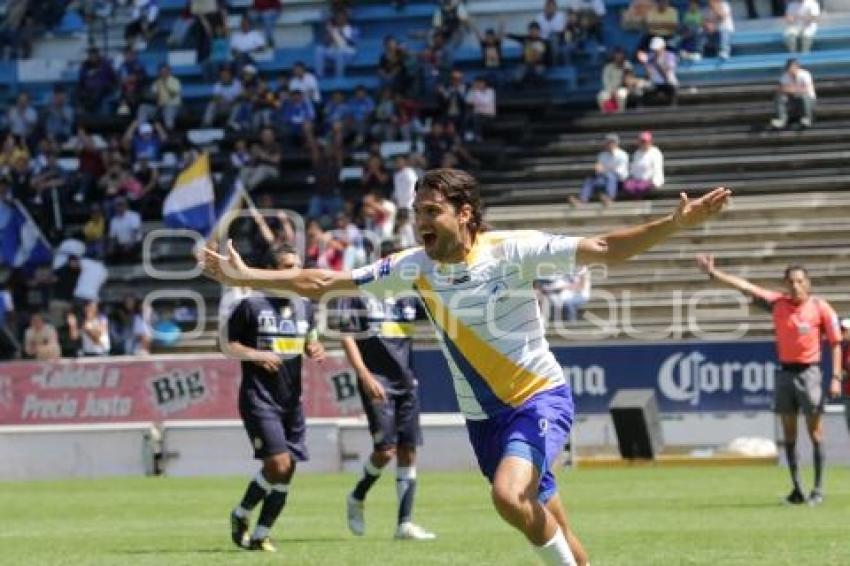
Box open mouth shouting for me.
[419,230,438,249]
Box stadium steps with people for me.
[16,1,850,352]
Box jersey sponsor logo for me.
[449,274,471,284]
[270,337,306,354]
[257,309,277,332]
[488,280,509,303]
[256,308,307,336]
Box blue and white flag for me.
[163,153,215,233]
[0,200,53,268]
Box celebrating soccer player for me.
[696,256,843,505]
[225,243,325,552]
[201,169,730,565]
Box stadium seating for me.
[6,0,850,354]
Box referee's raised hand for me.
[673,187,732,229]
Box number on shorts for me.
[538,418,549,437]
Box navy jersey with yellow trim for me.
[337,295,420,393]
[227,294,314,408]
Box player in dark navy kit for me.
[226,244,325,552]
[339,246,436,541]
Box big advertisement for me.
[0,354,363,426]
[0,340,835,425]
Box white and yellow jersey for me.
[352,230,581,420]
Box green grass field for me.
[1,466,849,565]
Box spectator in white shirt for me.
[704,0,734,60]
[784,0,820,53]
[536,268,591,323]
[597,47,632,112]
[24,312,61,361]
[465,77,496,141]
[570,133,628,206]
[202,66,243,127]
[391,153,418,248]
[315,10,358,79]
[536,0,569,64]
[771,58,816,129]
[7,92,38,140]
[289,62,322,105]
[111,295,151,355]
[230,14,267,67]
[108,197,143,263]
[80,300,111,357]
[623,131,664,199]
[392,154,417,214]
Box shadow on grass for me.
[114,536,351,555]
[689,500,787,510]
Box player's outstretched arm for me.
[198,240,357,300]
[695,253,768,298]
[576,187,732,266]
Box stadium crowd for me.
[0,0,832,359]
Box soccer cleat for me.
[247,537,277,552]
[394,522,437,541]
[808,489,824,506]
[799,117,812,128]
[770,118,787,130]
[785,487,806,505]
[347,493,365,536]
[230,510,250,548]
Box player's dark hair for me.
[415,168,487,236]
[784,264,808,280]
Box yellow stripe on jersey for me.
[415,275,553,407]
[271,337,305,354]
[380,322,415,338]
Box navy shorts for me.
[466,386,574,503]
[239,389,308,462]
[358,375,422,450]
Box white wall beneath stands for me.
[0,424,150,480]
[2,412,849,480]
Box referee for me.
[697,255,842,505]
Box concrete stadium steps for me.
[481,175,850,205]
[479,150,850,185]
[485,191,850,224]
[502,122,850,159]
[492,97,850,139]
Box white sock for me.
[252,525,271,540]
[533,527,577,566]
